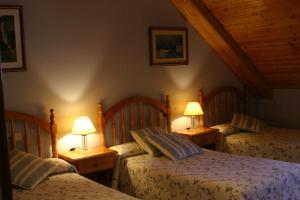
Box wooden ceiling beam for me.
[170,0,273,98]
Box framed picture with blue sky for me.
[149,27,188,66]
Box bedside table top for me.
[176,127,218,136]
[59,147,117,163]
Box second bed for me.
[200,86,300,164]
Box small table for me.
[59,146,117,186]
[176,127,219,149]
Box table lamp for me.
[184,102,204,128]
[72,116,96,150]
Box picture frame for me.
[0,5,25,72]
[149,27,188,66]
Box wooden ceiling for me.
[171,0,300,98]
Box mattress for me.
[13,172,137,200]
[219,127,300,163]
[118,149,300,200]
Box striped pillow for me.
[10,150,57,189]
[130,127,165,156]
[45,158,78,175]
[231,113,266,133]
[146,133,203,160]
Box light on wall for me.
[184,102,204,128]
[72,116,96,150]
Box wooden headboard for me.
[5,109,58,158]
[199,86,248,127]
[98,95,171,147]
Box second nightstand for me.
[59,147,117,186]
[176,127,219,149]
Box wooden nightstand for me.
[59,147,117,186]
[176,127,219,149]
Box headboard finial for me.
[98,103,103,114]
[50,109,54,123]
[165,95,171,132]
[198,89,204,106]
[98,102,105,147]
[166,95,170,106]
[49,109,58,158]
[198,89,204,128]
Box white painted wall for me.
[2,0,241,151]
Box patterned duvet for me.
[13,172,137,200]
[118,149,300,200]
[218,127,300,163]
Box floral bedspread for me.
[13,172,138,200]
[109,142,146,189]
[119,149,300,200]
[219,127,300,163]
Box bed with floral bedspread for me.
[214,125,300,163]
[111,143,300,200]
[13,158,138,200]
[14,173,138,200]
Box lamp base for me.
[191,116,196,129]
[82,135,88,150]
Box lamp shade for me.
[72,116,96,136]
[184,102,204,116]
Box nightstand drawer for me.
[176,127,219,150]
[76,155,115,174]
[192,132,217,146]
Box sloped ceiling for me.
[171,0,300,98]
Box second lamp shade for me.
[184,102,204,116]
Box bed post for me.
[49,109,58,158]
[198,89,204,128]
[0,68,13,200]
[98,103,106,147]
[165,95,171,132]
[244,88,250,115]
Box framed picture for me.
[0,5,25,72]
[149,27,188,66]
